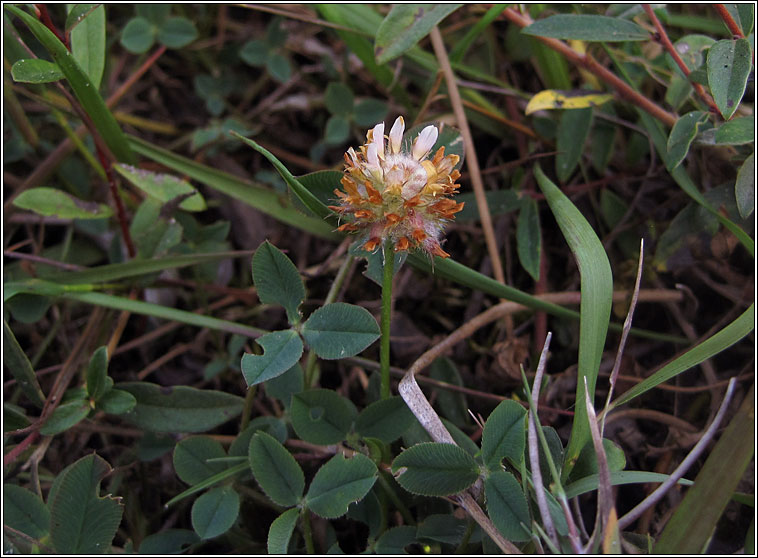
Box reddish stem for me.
[96,147,136,258]
[713,4,745,37]
[502,7,678,127]
[4,430,40,466]
[110,45,167,107]
[643,5,721,114]
[35,4,67,48]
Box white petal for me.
[366,143,381,170]
[412,125,438,160]
[371,122,385,160]
[347,147,359,166]
[389,116,405,154]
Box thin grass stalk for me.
[582,377,615,552]
[429,26,510,329]
[601,239,644,433]
[522,364,583,553]
[530,521,557,553]
[617,377,738,530]
[526,333,559,546]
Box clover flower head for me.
[330,116,464,259]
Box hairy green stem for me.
[380,242,394,399]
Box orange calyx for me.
[353,209,374,220]
[337,223,359,232]
[429,199,464,218]
[431,146,446,165]
[340,176,360,198]
[364,181,383,204]
[403,195,422,209]
[395,236,410,252]
[412,229,427,242]
[384,213,401,225]
[429,243,450,258]
[363,237,381,252]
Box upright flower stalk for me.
[380,240,394,400]
[332,116,464,398]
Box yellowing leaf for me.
[526,90,614,114]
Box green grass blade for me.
[654,384,755,553]
[4,279,103,301]
[408,253,579,319]
[609,304,754,409]
[5,252,250,299]
[534,164,614,480]
[127,135,337,239]
[6,5,135,163]
[63,292,265,338]
[164,462,250,508]
[44,251,251,285]
[565,470,751,506]
[565,470,694,499]
[449,4,508,63]
[230,132,333,221]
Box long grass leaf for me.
[230,132,333,221]
[449,4,508,63]
[534,164,614,480]
[63,292,265,338]
[6,5,135,163]
[127,135,337,239]
[44,251,251,284]
[609,304,754,409]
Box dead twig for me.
[602,239,645,432]
[582,377,616,552]
[617,377,738,530]
[429,26,513,336]
[527,333,559,546]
